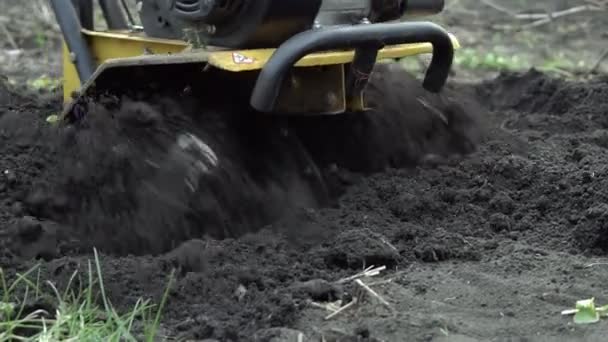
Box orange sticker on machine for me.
[232,52,255,64]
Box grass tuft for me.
[0,249,175,342]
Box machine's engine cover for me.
[139,0,323,48]
[138,0,444,49]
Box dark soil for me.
[2,65,608,342]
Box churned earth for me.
[2,65,608,342]
[3,0,608,340]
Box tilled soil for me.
[2,68,608,342]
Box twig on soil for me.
[30,0,57,28]
[479,0,517,16]
[520,5,603,29]
[315,265,390,320]
[584,262,608,268]
[0,20,18,50]
[362,228,400,254]
[335,265,386,284]
[417,97,448,125]
[316,265,392,320]
[366,278,394,287]
[546,67,575,78]
[355,279,392,309]
[585,0,608,9]
[324,297,358,320]
[480,0,604,30]
[309,301,329,310]
[482,1,603,19]
[310,300,343,313]
[590,48,608,74]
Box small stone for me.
[234,284,247,302]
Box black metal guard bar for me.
[98,0,129,30]
[345,45,379,97]
[49,0,97,82]
[71,0,94,30]
[250,21,454,113]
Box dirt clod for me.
[323,229,401,269]
[163,239,212,274]
[9,216,59,260]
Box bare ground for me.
[2,1,608,342]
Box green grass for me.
[0,249,175,342]
[454,47,526,71]
[393,47,586,81]
[26,75,61,92]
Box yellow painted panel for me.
[62,28,460,104]
[207,33,461,71]
[63,30,190,102]
[63,42,80,103]
[79,30,460,73]
[82,29,189,47]
[84,30,189,63]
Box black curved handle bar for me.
[250,21,454,113]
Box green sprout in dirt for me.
[34,32,47,50]
[0,249,175,341]
[454,47,525,71]
[26,75,61,92]
[562,298,608,325]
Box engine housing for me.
[139,0,322,48]
[138,0,444,49]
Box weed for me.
[0,249,175,341]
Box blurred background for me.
[1,0,607,90]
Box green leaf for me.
[0,301,15,320]
[27,75,61,91]
[574,298,600,324]
[46,114,60,124]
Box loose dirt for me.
[2,66,608,342]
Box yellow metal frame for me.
[63,28,460,104]
[62,29,189,102]
[208,35,461,72]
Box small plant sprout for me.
[46,114,60,124]
[561,298,608,324]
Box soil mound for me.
[7,64,483,257]
[4,68,608,341]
